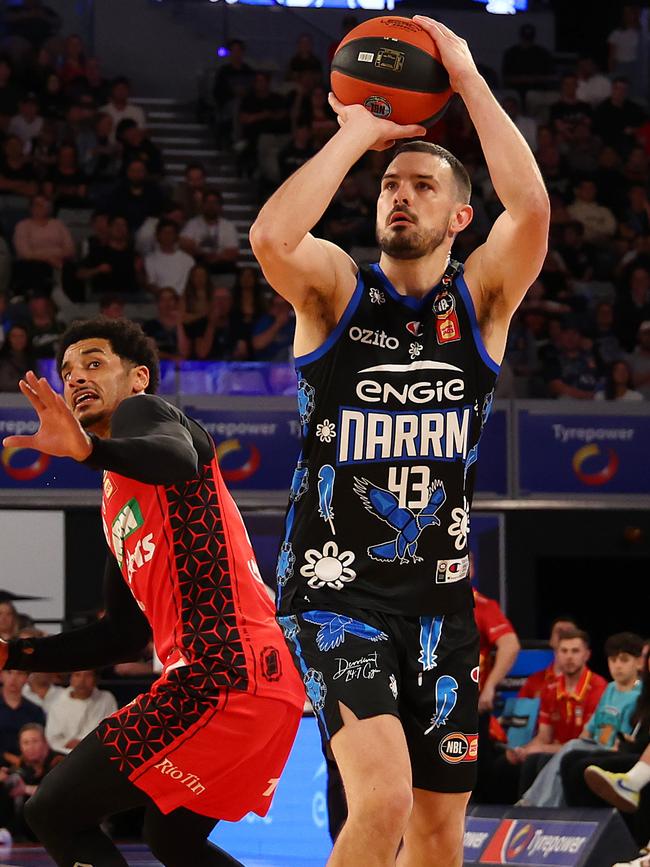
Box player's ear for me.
[132,364,150,394]
[450,203,473,235]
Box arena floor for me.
[0,846,326,866]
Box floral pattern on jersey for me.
[369,287,385,305]
[409,342,423,360]
[300,541,356,591]
[316,419,336,443]
[448,498,470,551]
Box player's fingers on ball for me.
[328,92,344,112]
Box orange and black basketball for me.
[331,17,452,128]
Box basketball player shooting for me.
[0,318,305,867]
[251,16,549,867]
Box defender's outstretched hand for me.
[413,16,480,92]
[328,93,426,151]
[2,370,92,461]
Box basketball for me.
[331,16,452,128]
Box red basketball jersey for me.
[100,448,304,710]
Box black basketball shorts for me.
[278,605,480,793]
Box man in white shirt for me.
[8,94,43,153]
[180,189,240,274]
[567,178,617,243]
[100,77,146,143]
[575,57,612,108]
[45,670,117,755]
[145,219,195,295]
[22,672,64,716]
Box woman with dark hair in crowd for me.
[292,84,338,148]
[40,73,67,121]
[0,324,38,393]
[43,143,89,210]
[561,651,650,847]
[595,359,643,401]
[232,266,266,328]
[181,263,212,339]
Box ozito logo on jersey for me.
[348,327,399,350]
[439,732,478,764]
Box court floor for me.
[0,846,326,866]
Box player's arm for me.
[415,17,550,322]
[479,631,521,713]
[0,556,151,673]
[249,103,426,311]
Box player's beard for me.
[377,221,448,260]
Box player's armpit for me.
[250,231,357,313]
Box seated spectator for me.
[624,185,650,237]
[595,359,644,401]
[144,219,194,296]
[607,5,645,99]
[42,143,88,209]
[0,723,64,841]
[13,194,75,289]
[0,58,20,129]
[615,266,650,351]
[567,179,617,244]
[107,158,164,232]
[181,263,211,337]
[630,320,650,399]
[0,671,45,766]
[25,294,65,359]
[624,146,649,189]
[76,56,109,107]
[564,119,602,176]
[116,118,164,179]
[23,670,64,715]
[21,46,56,96]
[39,72,67,121]
[82,210,110,259]
[8,94,43,152]
[173,162,208,221]
[142,287,190,361]
[557,220,597,281]
[45,670,117,755]
[77,214,140,295]
[293,84,337,149]
[0,135,38,198]
[0,325,38,392]
[549,74,592,144]
[251,292,295,362]
[278,125,316,182]
[589,301,626,372]
[232,265,265,327]
[519,617,579,699]
[238,71,290,176]
[575,56,612,107]
[100,76,145,142]
[135,202,184,258]
[0,602,19,642]
[98,294,125,320]
[180,190,239,274]
[82,112,120,182]
[490,630,607,804]
[57,33,86,87]
[594,77,645,151]
[286,34,323,88]
[501,23,555,99]
[194,284,249,360]
[595,146,628,216]
[325,175,374,251]
[520,632,643,807]
[544,320,599,399]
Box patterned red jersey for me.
[100,447,304,710]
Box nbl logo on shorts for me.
[439,732,478,765]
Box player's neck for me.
[378,248,452,298]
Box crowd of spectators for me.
[0,7,649,400]
[0,595,146,843]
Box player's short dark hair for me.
[392,141,472,204]
[155,218,179,237]
[558,628,590,647]
[56,317,160,394]
[605,632,644,659]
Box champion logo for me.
[406,321,423,337]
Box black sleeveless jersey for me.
[276,260,499,618]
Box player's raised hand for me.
[328,93,426,152]
[413,16,479,92]
[2,370,92,461]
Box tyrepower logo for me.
[479,818,597,865]
[439,733,478,764]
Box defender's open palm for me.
[2,371,92,461]
[328,93,426,151]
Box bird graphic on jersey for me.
[302,610,388,652]
[419,615,445,671]
[425,675,459,734]
[317,465,336,534]
[353,478,447,564]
